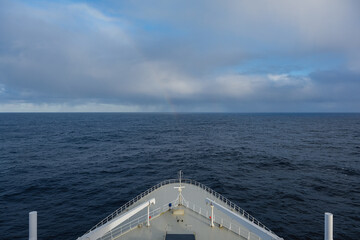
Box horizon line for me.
[0,111,359,114]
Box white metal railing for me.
[99,200,179,240]
[86,179,273,235]
[182,179,274,234]
[86,179,178,233]
[182,197,261,240]
[98,195,261,240]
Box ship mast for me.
[174,170,185,205]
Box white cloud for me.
[0,0,359,112]
[68,3,115,22]
[132,61,201,96]
[208,73,315,101]
[268,74,311,87]
[212,74,262,98]
[0,84,5,95]
[0,102,159,112]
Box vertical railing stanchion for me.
[146,204,150,227]
[29,211,37,240]
[325,212,333,240]
[210,204,214,227]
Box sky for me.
[0,0,359,112]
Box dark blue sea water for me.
[0,113,359,240]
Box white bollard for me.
[29,211,37,240]
[325,212,333,240]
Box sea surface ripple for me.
[0,113,359,239]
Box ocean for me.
[0,113,359,239]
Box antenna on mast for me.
[178,170,183,186]
[174,170,185,206]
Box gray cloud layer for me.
[0,0,359,112]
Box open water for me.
[0,113,359,239]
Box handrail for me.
[182,179,274,234]
[85,178,273,235]
[99,200,179,240]
[182,196,261,240]
[86,179,178,233]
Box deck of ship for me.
[116,206,247,240]
[78,179,282,240]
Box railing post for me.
[146,204,150,227]
[325,212,333,240]
[210,204,214,227]
[29,211,37,240]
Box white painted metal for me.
[206,198,283,240]
[104,200,178,240]
[184,196,253,239]
[174,170,185,205]
[210,204,214,227]
[29,211,37,240]
[79,178,282,240]
[78,198,155,240]
[325,212,333,240]
[85,179,274,235]
[146,204,150,227]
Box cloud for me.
[0,102,152,112]
[309,70,360,101]
[68,3,115,22]
[0,0,359,112]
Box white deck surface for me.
[118,206,247,240]
[80,180,281,240]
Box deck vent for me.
[165,234,195,240]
